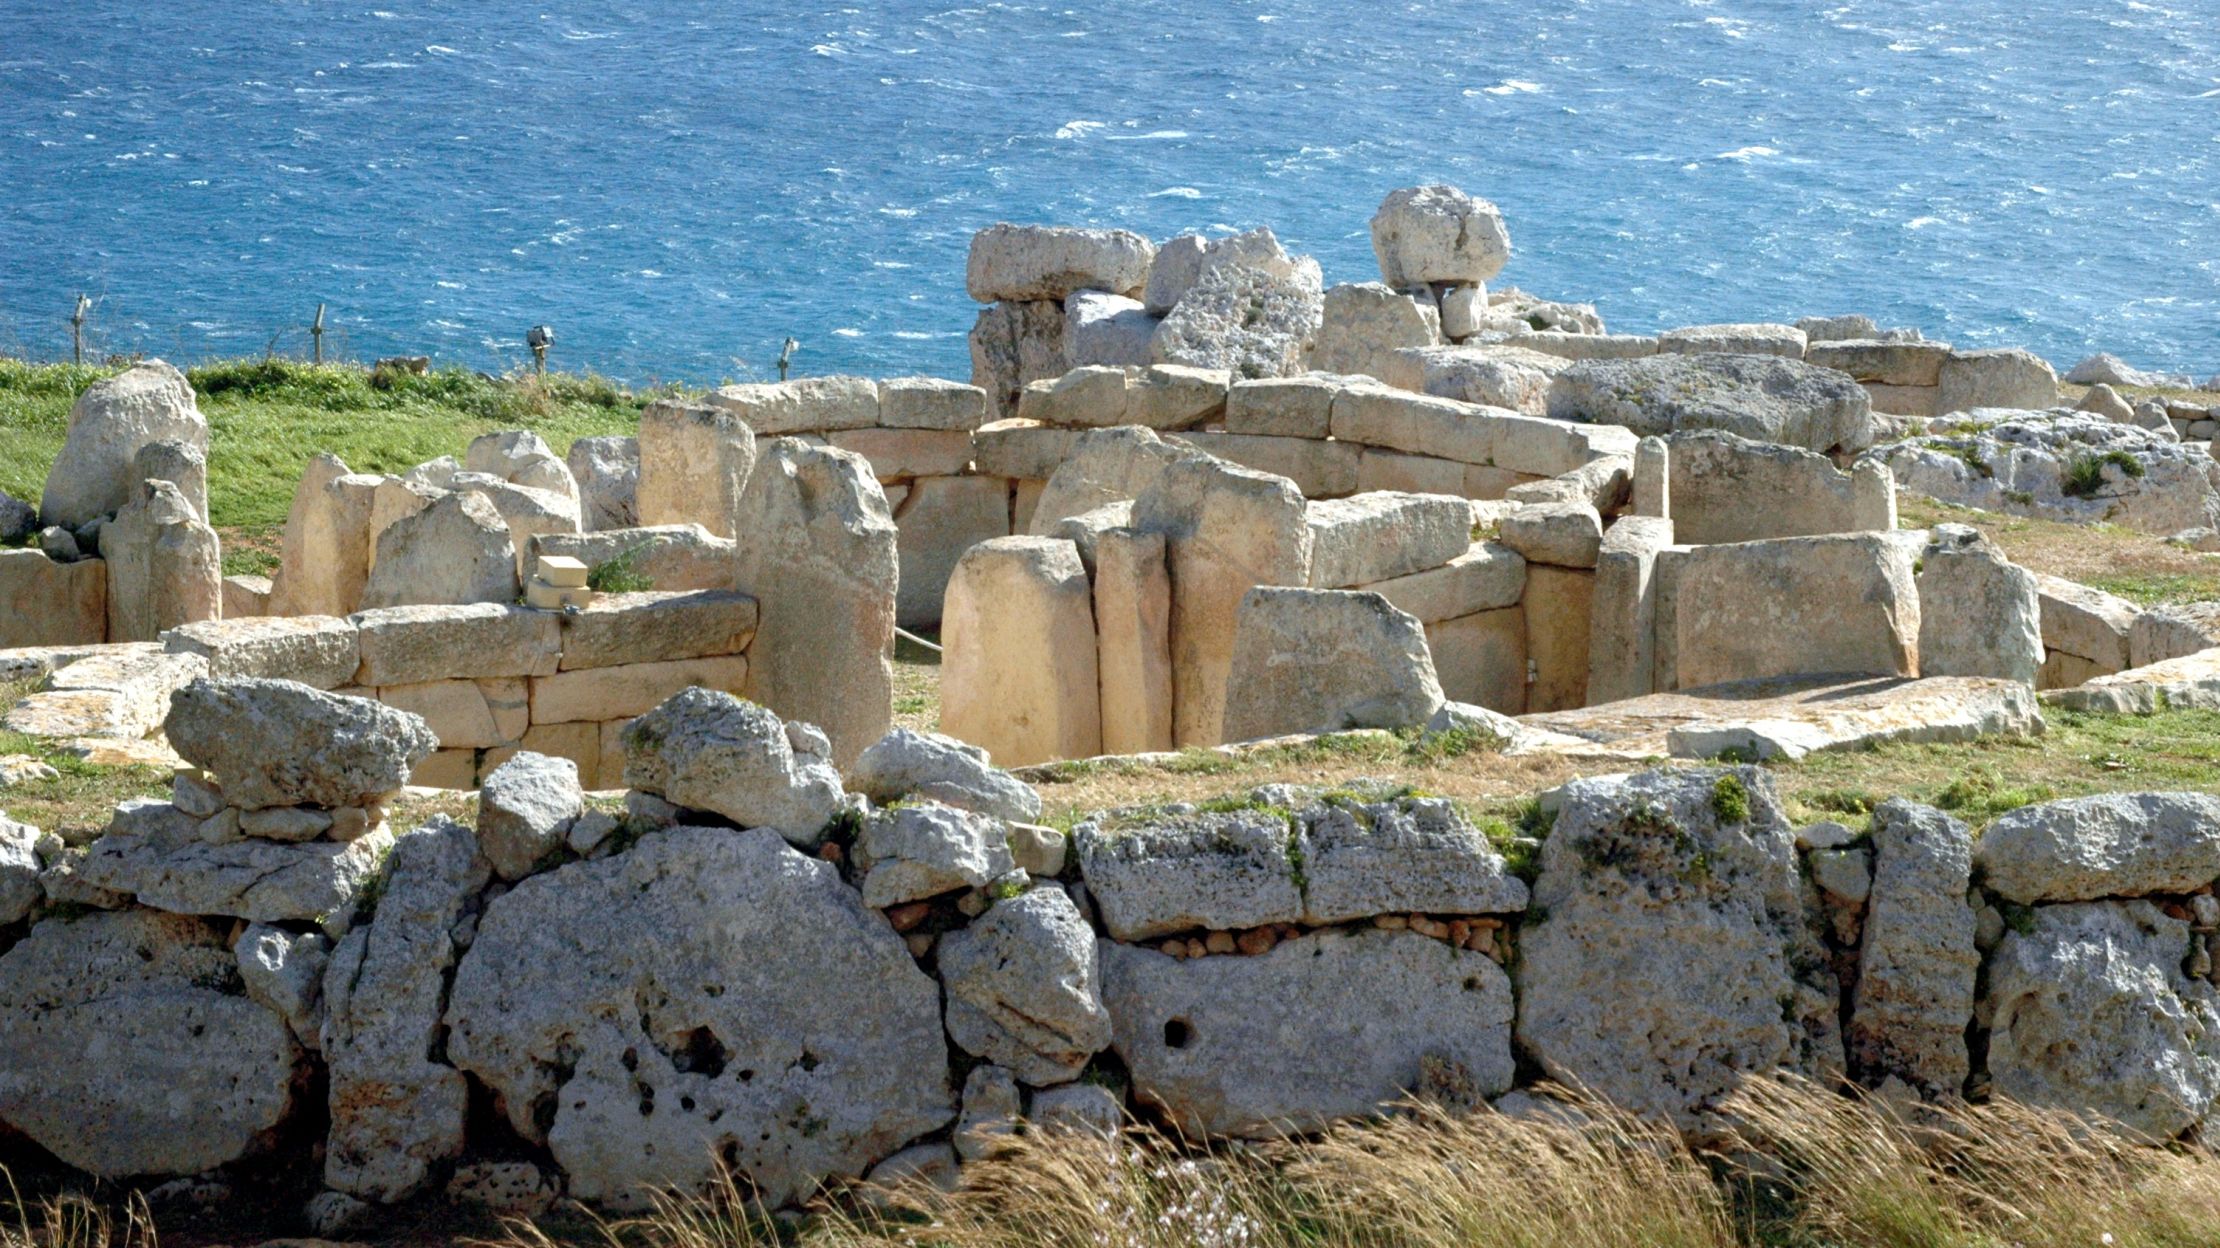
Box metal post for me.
[311,303,326,364]
[70,294,89,365]
[777,336,798,381]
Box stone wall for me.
[5,677,2216,1218]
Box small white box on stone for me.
[536,555,589,589]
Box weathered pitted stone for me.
[1869,413,2220,537]
[703,375,879,436]
[1915,524,2042,684]
[80,805,395,930]
[967,224,1155,303]
[1984,900,2220,1137]
[1515,767,1840,1127]
[165,677,437,811]
[164,615,361,688]
[1064,291,1160,369]
[635,399,759,538]
[444,827,954,1209]
[323,818,490,1201]
[879,376,992,431]
[849,728,1042,824]
[1369,185,1511,287]
[1297,795,1528,923]
[1974,792,2220,903]
[0,816,44,924]
[1309,282,1441,380]
[1849,800,1976,1098]
[1152,259,1326,380]
[1667,533,1921,688]
[1936,347,2057,414]
[99,479,221,643]
[956,1064,1022,1161]
[2131,602,2220,670]
[1101,927,1513,1138]
[556,590,757,672]
[1031,1082,1124,1136]
[733,440,896,767]
[271,455,380,618]
[361,490,519,609]
[235,922,329,1048]
[41,361,210,530]
[1074,809,1303,941]
[29,645,207,740]
[1664,430,1888,545]
[970,300,1068,420]
[477,752,583,882]
[0,549,107,650]
[1305,492,1473,588]
[1547,353,1875,454]
[621,688,846,846]
[566,435,639,532]
[1657,323,1808,359]
[2028,575,2135,671]
[852,802,1014,908]
[1497,500,1603,569]
[1029,425,1197,534]
[1221,588,1444,740]
[0,909,302,1177]
[2044,647,2220,713]
[938,886,1111,1085]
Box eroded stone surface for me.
[938,885,1112,1085]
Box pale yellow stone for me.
[520,720,600,779]
[479,677,530,743]
[595,718,633,790]
[1524,565,1593,713]
[537,555,589,588]
[528,654,749,724]
[378,679,502,750]
[1011,479,1046,534]
[826,428,977,481]
[1427,608,1527,714]
[410,748,477,791]
[1356,448,1466,496]
[1094,528,1174,755]
[524,578,591,610]
[941,536,1102,766]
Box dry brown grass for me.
[1898,494,2220,607]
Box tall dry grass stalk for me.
[0,1173,157,1248]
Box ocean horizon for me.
[2,0,2214,383]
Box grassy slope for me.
[0,358,656,572]
[1898,494,2220,607]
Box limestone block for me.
[1063,290,1159,368]
[1329,385,1494,464]
[1426,607,1527,714]
[826,428,976,481]
[1150,258,1325,380]
[1852,459,1897,531]
[40,360,209,530]
[1864,383,1941,418]
[1130,456,1314,747]
[271,455,379,617]
[1936,348,2058,414]
[1370,185,1511,286]
[133,438,207,523]
[1915,525,2042,684]
[1360,541,1526,624]
[1497,501,1602,569]
[452,475,580,572]
[1974,792,2220,904]
[969,299,1066,420]
[973,421,1083,481]
[1849,800,1977,1098]
[594,719,630,790]
[1524,565,1593,712]
[1126,364,1231,431]
[1175,432,1359,499]
[410,749,476,790]
[556,590,758,671]
[1508,330,1659,360]
[1016,365,1130,428]
[1030,426,1197,533]
[1224,374,1343,439]
[165,676,435,810]
[966,224,1154,303]
[1074,808,1303,940]
[95,480,218,643]
[1093,527,1174,755]
[1386,343,1566,415]
[1806,338,1951,387]
[1586,516,1674,705]
[2037,650,2110,690]
[38,646,207,738]
[366,477,441,572]
[1670,533,1920,689]
[893,475,1011,628]
[351,603,562,686]
[847,728,1042,822]
[530,654,749,725]
[565,435,639,532]
[1012,479,1045,533]
[1547,353,1875,455]
[1665,430,1869,545]
[379,679,504,750]
[1309,282,1441,380]
[2129,602,2220,670]
[705,375,879,436]
[1305,492,1473,587]
[1356,448,1467,496]
[732,440,898,767]
[2031,572,2135,671]
[514,722,600,785]
[1491,412,1640,478]
[941,537,1101,766]
[1633,435,1669,518]
[0,550,107,649]
[165,615,360,687]
[878,376,990,431]
[533,525,738,593]
[636,399,758,538]
[1657,323,1808,358]
[1222,588,1444,739]
[221,573,271,620]
[360,491,518,609]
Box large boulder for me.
[940,536,1101,767]
[1984,900,2220,1137]
[566,435,640,532]
[966,224,1155,303]
[938,885,1112,1085]
[847,728,1042,824]
[1914,524,2042,684]
[476,751,583,881]
[1369,185,1511,287]
[621,687,847,846]
[322,818,490,1201]
[1220,587,1444,740]
[1973,792,2220,903]
[850,802,1013,908]
[1386,343,1567,414]
[444,827,954,1209]
[1866,413,2220,536]
[1143,227,1305,316]
[360,490,519,609]
[1515,768,1840,1127]
[1064,290,1159,368]
[270,453,380,617]
[1296,793,1529,923]
[1152,260,1326,381]
[733,440,896,767]
[1074,808,1304,942]
[1937,347,2057,413]
[1848,800,1977,1098]
[1547,353,1875,454]
[1666,533,1920,688]
[165,678,437,811]
[1307,282,1440,381]
[969,299,1067,420]
[1029,425,1198,534]
[40,361,210,530]
[1101,927,1513,1138]
[0,909,303,1177]
[79,802,395,929]
[636,399,757,539]
[100,478,221,642]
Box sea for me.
[1,0,2215,384]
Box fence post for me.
[311,303,326,364]
[777,336,798,381]
[70,294,89,365]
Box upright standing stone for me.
[360,491,519,609]
[1848,800,1976,1099]
[323,818,490,1201]
[732,440,896,767]
[1915,525,2043,684]
[1308,282,1441,380]
[1221,588,1444,739]
[134,439,208,523]
[942,536,1102,767]
[1633,436,1669,518]
[894,475,1010,629]
[101,479,221,642]
[637,399,758,538]
[1093,527,1174,754]
[1131,457,1313,746]
[1585,516,1674,704]
[566,435,640,532]
[41,360,210,530]
[271,454,380,618]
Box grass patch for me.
[1898,494,2220,607]
[0,358,662,538]
[2060,448,2146,499]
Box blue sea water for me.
[1,1,2215,383]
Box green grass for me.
[0,358,664,533]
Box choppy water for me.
[2,1,2215,382]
